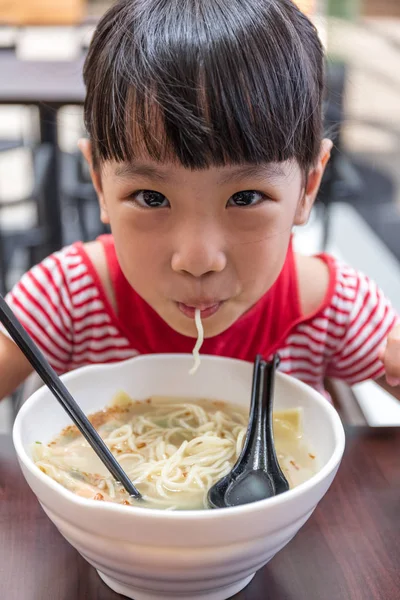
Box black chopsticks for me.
[0,294,141,500]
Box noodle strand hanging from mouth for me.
[190,309,204,374]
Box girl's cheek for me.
[226,203,295,245]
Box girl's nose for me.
[171,226,227,277]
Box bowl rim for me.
[13,354,345,521]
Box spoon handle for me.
[263,355,280,468]
[0,294,141,499]
[234,355,268,472]
[251,355,279,472]
[263,355,289,492]
[235,354,286,473]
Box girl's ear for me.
[78,139,110,224]
[294,138,333,226]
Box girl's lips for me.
[177,302,222,319]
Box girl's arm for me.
[378,325,400,400]
[376,376,400,401]
[0,333,33,401]
[324,262,398,389]
[0,249,75,402]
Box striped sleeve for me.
[326,265,399,385]
[1,250,74,374]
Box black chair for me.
[0,143,53,295]
[318,61,364,249]
[0,141,54,423]
[62,150,108,243]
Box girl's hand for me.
[379,325,400,387]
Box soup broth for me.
[33,394,318,510]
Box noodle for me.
[189,308,204,374]
[33,397,318,510]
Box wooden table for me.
[1,428,400,600]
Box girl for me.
[1,0,400,401]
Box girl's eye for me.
[227,190,267,207]
[131,190,170,208]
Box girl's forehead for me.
[106,157,300,186]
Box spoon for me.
[208,354,289,508]
[0,294,142,500]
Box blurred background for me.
[0,0,400,428]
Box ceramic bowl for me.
[13,354,345,600]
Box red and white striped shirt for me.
[3,235,398,396]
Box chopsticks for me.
[0,294,142,500]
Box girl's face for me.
[81,141,331,338]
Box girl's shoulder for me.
[294,250,387,319]
[41,239,115,310]
[48,237,118,315]
[292,251,398,386]
[83,239,117,312]
[294,253,331,317]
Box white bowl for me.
[13,354,345,600]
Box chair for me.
[0,143,53,295]
[318,61,364,249]
[62,150,108,243]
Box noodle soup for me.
[33,395,318,510]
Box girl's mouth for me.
[177,302,222,319]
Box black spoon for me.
[0,294,142,500]
[208,354,289,508]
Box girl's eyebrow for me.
[218,164,285,185]
[114,163,168,182]
[114,162,285,183]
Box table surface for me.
[0,49,86,105]
[0,46,340,108]
[1,428,400,600]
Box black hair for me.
[83,0,325,172]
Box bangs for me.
[84,0,324,170]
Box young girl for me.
[1,0,400,402]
